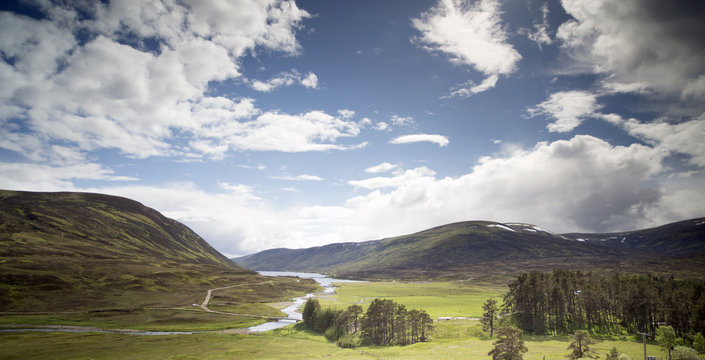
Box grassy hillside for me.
[235,219,705,280]
[0,190,316,312]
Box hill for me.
[0,190,314,312]
[235,219,705,280]
[563,217,705,255]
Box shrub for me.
[336,333,358,348]
[324,324,347,342]
[671,346,698,360]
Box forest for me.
[302,298,434,347]
[502,269,705,338]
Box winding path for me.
[199,281,299,321]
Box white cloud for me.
[251,70,319,92]
[0,0,320,163]
[338,109,356,119]
[527,90,600,132]
[374,122,390,131]
[349,167,437,190]
[413,0,522,94]
[391,115,414,126]
[519,3,552,50]
[271,174,324,181]
[557,0,705,104]
[222,110,363,153]
[365,162,400,174]
[447,74,498,98]
[0,162,138,191]
[347,135,672,235]
[300,72,319,89]
[390,134,450,147]
[621,116,705,168]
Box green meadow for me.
[0,280,665,359]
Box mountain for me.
[234,219,705,280]
[563,218,705,256]
[0,190,312,312]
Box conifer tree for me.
[482,298,500,338]
[567,330,595,359]
[488,325,528,360]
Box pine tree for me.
[488,325,528,360]
[567,330,595,359]
[302,298,320,330]
[482,298,500,338]
[605,346,620,360]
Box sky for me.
[1,0,704,257]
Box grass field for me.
[321,280,506,318]
[0,323,664,359]
[0,280,668,359]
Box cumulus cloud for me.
[413,0,522,95]
[604,114,705,168]
[557,0,705,104]
[390,134,450,147]
[527,90,601,132]
[348,135,671,235]
[0,0,323,163]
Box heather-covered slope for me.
[0,190,313,311]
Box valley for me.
[1,191,704,359]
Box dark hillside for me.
[563,217,705,256]
[0,190,308,312]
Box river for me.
[247,271,363,332]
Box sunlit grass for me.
[321,280,506,318]
[0,280,666,359]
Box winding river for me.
[247,271,363,332]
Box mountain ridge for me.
[235,218,705,280]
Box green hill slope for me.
[235,219,705,280]
[0,190,312,312]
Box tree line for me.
[502,269,705,337]
[301,298,433,347]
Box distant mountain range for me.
[234,219,705,280]
[0,190,282,312]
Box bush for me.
[336,333,358,348]
[617,354,629,360]
[324,324,347,342]
[672,346,698,360]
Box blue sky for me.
[1,0,704,256]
